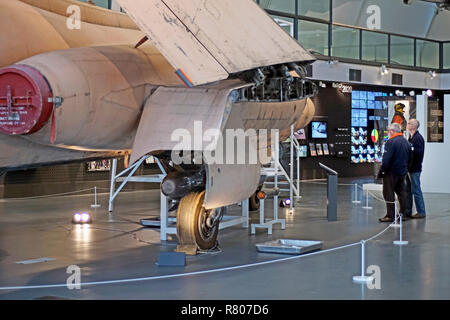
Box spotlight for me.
[72,212,92,224]
[426,89,432,97]
[279,198,292,207]
[395,90,404,96]
[380,65,389,75]
[428,70,436,79]
[409,90,415,96]
[257,191,266,200]
[319,81,327,88]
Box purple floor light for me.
[72,212,92,224]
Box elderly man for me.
[377,123,411,222]
[406,119,426,219]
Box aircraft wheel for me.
[249,191,260,211]
[176,191,219,255]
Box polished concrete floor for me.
[0,178,448,300]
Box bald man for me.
[406,119,426,219]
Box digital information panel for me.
[351,90,389,164]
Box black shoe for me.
[379,216,394,223]
[411,213,426,219]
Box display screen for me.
[316,143,323,156]
[86,159,111,172]
[322,143,329,155]
[351,89,388,163]
[311,121,327,139]
[309,142,317,156]
[298,145,308,157]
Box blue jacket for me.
[408,131,425,173]
[381,134,411,176]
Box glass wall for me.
[298,20,329,55]
[79,0,110,9]
[298,0,330,21]
[416,40,439,69]
[331,26,359,59]
[85,0,449,71]
[444,42,450,69]
[362,31,388,63]
[260,0,295,14]
[390,36,414,66]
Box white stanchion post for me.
[352,184,361,204]
[289,125,294,212]
[108,158,118,212]
[391,201,400,228]
[353,240,374,284]
[91,186,101,208]
[362,189,373,210]
[274,131,279,220]
[295,147,301,200]
[393,214,408,245]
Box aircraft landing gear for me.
[175,190,223,255]
[249,191,260,211]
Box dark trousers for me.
[383,173,408,219]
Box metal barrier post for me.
[289,125,294,212]
[393,214,408,245]
[391,201,400,228]
[352,184,361,204]
[274,130,279,220]
[108,158,118,212]
[296,145,301,200]
[319,163,338,222]
[362,189,373,210]
[91,186,101,208]
[353,240,374,284]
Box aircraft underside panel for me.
[116,0,315,86]
[131,77,315,209]
[0,133,123,171]
[203,98,315,209]
[129,79,249,165]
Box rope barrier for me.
[0,187,156,202]
[0,188,95,201]
[0,241,362,291]
[300,180,370,187]
[0,205,405,291]
[368,190,396,204]
[0,179,408,291]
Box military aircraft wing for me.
[116,0,315,87]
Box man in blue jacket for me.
[377,123,411,222]
[406,119,426,219]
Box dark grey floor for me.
[0,178,448,300]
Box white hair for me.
[389,122,402,133]
[408,119,420,129]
